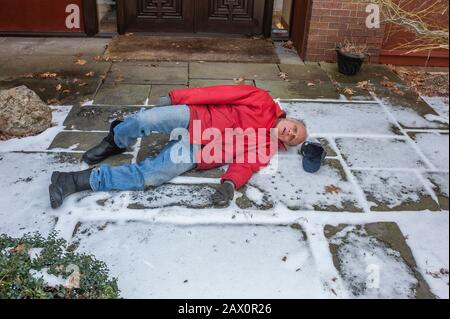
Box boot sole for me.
[49,184,62,209]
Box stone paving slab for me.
[138,134,224,179]
[63,105,142,131]
[73,222,324,298]
[279,64,332,82]
[0,37,109,57]
[148,84,187,105]
[320,63,404,85]
[189,79,255,88]
[105,63,188,85]
[281,102,400,136]
[52,151,133,167]
[126,184,219,209]
[324,223,435,298]
[189,62,281,80]
[256,80,339,99]
[94,83,151,105]
[250,156,363,212]
[408,132,449,170]
[353,170,440,211]
[424,173,449,210]
[378,88,447,130]
[336,138,427,169]
[0,55,111,81]
[48,131,137,152]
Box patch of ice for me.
[425,114,449,124]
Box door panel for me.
[196,0,265,35]
[123,0,195,33]
[120,0,266,35]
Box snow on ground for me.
[412,133,449,170]
[329,225,418,298]
[0,99,448,299]
[422,96,449,123]
[282,102,398,136]
[336,138,427,169]
[353,171,431,209]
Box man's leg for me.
[90,140,200,191]
[82,105,190,164]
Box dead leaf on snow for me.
[10,243,27,254]
[325,184,341,194]
[282,256,288,262]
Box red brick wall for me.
[305,0,386,63]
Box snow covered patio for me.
[0,37,448,299]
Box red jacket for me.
[169,85,286,189]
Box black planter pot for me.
[336,47,365,76]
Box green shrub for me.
[0,232,120,299]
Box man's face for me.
[276,118,307,146]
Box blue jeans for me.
[90,105,200,191]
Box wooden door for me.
[119,0,195,33]
[119,0,266,35]
[196,0,266,35]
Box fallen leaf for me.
[85,71,95,77]
[381,80,396,87]
[114,76,124,82]
[233,77,246,85]
[306,81,315,87]
[56,84,62,91]
[47,98,61,105]
[125,32,134,37]
[10,243,26,253]
[279,72,289,81]
[282,256,288,262]
[356,80,373,91]
[343,87,355,95]
[40,72,57,78]
[62,89,71,94]
[75,59,87,65]
[282,40,295,50]
[325,184,341,194]
[78,82,88,87]
[93,55,103,61]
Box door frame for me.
[290,0,313,60]
[117,0,274,37]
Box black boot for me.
[49,168,93,209]
[82,120,126,165]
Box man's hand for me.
[212,181,235,206]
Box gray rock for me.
[0,86,52,137]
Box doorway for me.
[117,0,267,35]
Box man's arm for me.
[169,85,270,108]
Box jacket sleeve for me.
[220,162,267,190]
[169,85,270,108]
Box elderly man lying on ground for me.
[49,85,308,209]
